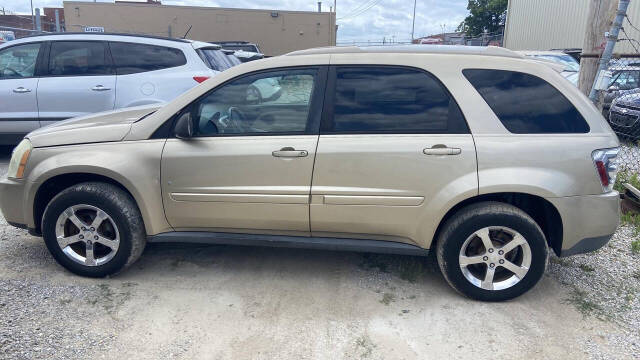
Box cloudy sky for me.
[2,0,469,42]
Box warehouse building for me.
[63,1,336,56]
[504,0,640,53]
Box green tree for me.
[457,0,508,37]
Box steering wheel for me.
[227,106,246,133]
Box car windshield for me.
[531,54,580,71]
[197,48,235,71]
[610,70,640,90]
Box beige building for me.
[504,0,640,54]
[63,1,336,56]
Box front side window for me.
[463,69,589,134]
[326,66,468,134]
[187,68,317,136]
[0,42,41,79]
[48,41,110,76]
[109,42,186,75]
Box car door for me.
[310,66,478,247]
[161,67,327,233]
[0,42,43,144]
[37,41,116,126]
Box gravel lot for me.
[0,149,638,360]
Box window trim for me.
[160,65,329,139]
[320,64,470,135]
[0,41,45,80]
[108,41,187,75]
[41,40,114,78]
[462,68,590,134]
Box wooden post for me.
[578,0,618,96]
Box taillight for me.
[193,76,210,83]
[592,148,619,192]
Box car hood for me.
[27,105,161,148]
[614,89,640,108]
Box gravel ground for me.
[0,150,639,359]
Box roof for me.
[19,32,191,43]
[286,45,524,59]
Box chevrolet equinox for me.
[0,46,620,301]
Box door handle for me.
[91,85,111,91]
[423,145,461,155]
[272,147,308,158]
[12,87,31,93]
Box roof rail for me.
[286,45,524,59]
[19,32,191,43]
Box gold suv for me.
[0,46,620,301]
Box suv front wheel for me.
[42,182,146,277]
[436,202,548,301]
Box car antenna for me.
[182,25,193,39]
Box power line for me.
[338,0,377,19]
[338,0,383,20]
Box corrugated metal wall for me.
[504,0,640,54]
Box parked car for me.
[517,50,580,86]
[0,45,620,301]
[233,50,265,63]
[0,31,16,44]
[0,33,224,145]
[608,89,640,139]
[602,65,640,117]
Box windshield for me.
[197,49,235,71]
[532,54,580,71]
[610,70,640,90]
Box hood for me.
[614,89,640,108]
[27,105,161,148]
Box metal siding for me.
[504,0,590,51]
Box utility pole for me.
[30,0,34,30]
[34,8,41,33]
[589,0,631,102]
[411,0,417,41]
[578,0,617,96]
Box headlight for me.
[7,139,32,179]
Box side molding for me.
[147,231,430,256]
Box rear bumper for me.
[547,191,620,257]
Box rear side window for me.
[109,42,186,75]
[196,49,234,71]
[48,41,110,76]
[326,66,468,134]
[463,69,590,133]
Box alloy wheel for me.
[55,204,120,266]
[458,226,532,291]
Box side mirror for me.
[608,85,620,92]
[174,112,193,139]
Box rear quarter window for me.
[463,69,590,134]
[109,42,187,75]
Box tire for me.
[41,182,146,277]
[436,201,548,301]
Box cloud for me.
[2,0,468,42]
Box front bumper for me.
[547,191,620,257]
[0,177,28,228]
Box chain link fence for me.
[597,57,640,184]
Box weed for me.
[380,292,396,305]
[632,239,640,254]
[564,289,602,317]
[579,264,595,272]
[355,335,375,358]
[550,256,571,267]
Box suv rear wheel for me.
[436,202,548,301]
[41,182,146,277]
